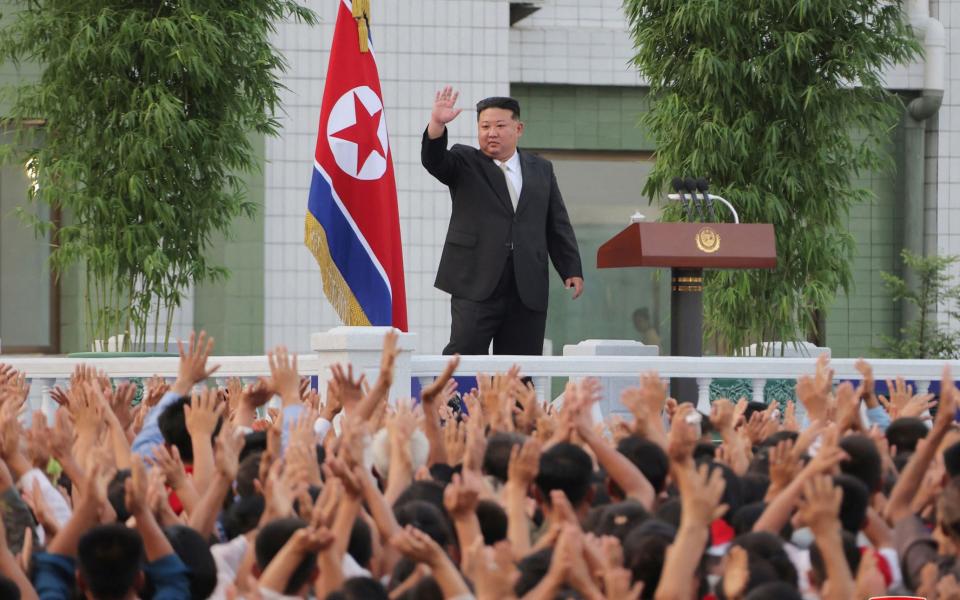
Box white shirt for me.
[493,151,523,207]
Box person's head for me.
[839,435,882,494]
[698,459,743,520]
[348,517,374,571]
[616,435,670,495]
[623,521,676,598]
[255,518,316,595]
[514,548,553,596]
[740,474,770,505]
[158,396,223,463]
[326,577,389,600]
[833,474,870,533]
[743,582,803,600]
[743,402,769,424]
[76,524,145,600]
[731,532,798,588]
[590,501,650,543]
[477,499,508,545]
[0,576,19,600]
[885,417,930,453]
[808,530,860,590]
[945,441,960,478]
[937,476,960,543]
[140,526,216,600]
[475,97,523,160]
[483,432,526,483]
[535,442,594,517]
[222,494,265,540]
[107,470,132,523]
[632,308,651,331]
[394,500,453,551]
[236,451,264,498]
[717,557,780,600]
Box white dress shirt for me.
[493,151,523,209]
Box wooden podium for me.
[598,222,777,403]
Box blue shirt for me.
[33,552,189,599]
[131,391,183,457]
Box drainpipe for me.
[901,0,944,330]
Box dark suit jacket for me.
[422,128,583,312]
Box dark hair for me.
[654,498,682,529]
[141,525,216,600]
[758,431,799,448]
[239,431,267,464]
[743,402,769,423]
[514,548,552,596]
[731,532,798,587]
[693,441,717,462]
[616,435,670,493]
[222,494,265,540]
[698,460,743,520]
[326,577,389,600]
[833,474,870,533]
[623,521,676,599]
[946,441,960,478]
[730,502,767,537]
[591,501,650,543]
[237,451,264,498]
[717,558,780,600]
[394,500,453,549]
[809,530,860,587]
[348,517,373,569]
[158,396,223,462]
[483,432,526,483]
[0,575,20,600]
[107,469,133,523]
[393,480,446,513]
[839,435,882,494]
[886,417,929,453]
[428,463,457,485]
[77,524,145,600]
[476,97,520,120]
[255,518,315,595]
[477,499,508,545]
[535,442,594,507]
[743,582,803,600]
[740,474,770,505]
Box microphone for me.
[671,177,693,221]
[695,178,716,222]
[683,177,703,221]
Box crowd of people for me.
[0,330,958,599]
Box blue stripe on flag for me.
[307,167,392,325]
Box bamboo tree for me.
[623,0,921,354]
[0,0,316,351]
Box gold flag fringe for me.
[352,0,370,53]
[304,212,372,327]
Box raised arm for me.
[422,86,465,185]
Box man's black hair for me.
[255,518,315,595]
[236,451,264,498]
[743,582,803,600]
[483,432,526,482]
[428,462,457,485]
[535,442,594,507]
[693,441,717,462]
[239,431,267,464]
[758,430,799,448]
[476,96,520,120]
[839,434,883,494]
[743,402,769,423]
[394,500,453,549]
[623,523,674,600]
[222,494,265,540]
[833,473,870,533]
[716,558,779,600]
[740,474,770,505]
[348,517,373,569]
[654,497,682,529]
[158,396,223,462]
[0,575,20,600]
[107,469,132,523]
[141,525,216,600]
[729,502,793,540]
[327,577,389,600]
[77,524,145,600]
[809,530,860,587]
[886,417,930,453]
[393,480,446,513]
[477,499,508,545]
[945,440,960,477]
[616,435,669,493]
[697,459,743,520]
[731,532,799,587]
[591,500,650,543]
[514,548,552,596]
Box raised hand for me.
[268,346,300,406]
[215,423,245,481]
[185,387,225,440]
[507,437,541,488]
[421,355,459,409]
[173,330,220,396]
[679,463,728,527]
[431,86,464,128]
[149,445,189,490]
[443,473,480,518]
[797,474,843,534]
[143,375,170,408]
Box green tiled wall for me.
[192,132,265,355]
[514,83,905,358]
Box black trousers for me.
[442,255,547,356]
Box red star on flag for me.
[332,91,384,171]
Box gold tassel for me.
[353,0,370,53]
[304,213,372,326]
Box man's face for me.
[477,107,523,160]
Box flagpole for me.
[353,0,370,53]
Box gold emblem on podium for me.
[695,227,720,253]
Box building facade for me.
[0,0,955,357]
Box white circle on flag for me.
[326,86,389,181]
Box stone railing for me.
[3,327,958,418]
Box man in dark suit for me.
[422,86,584,355]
